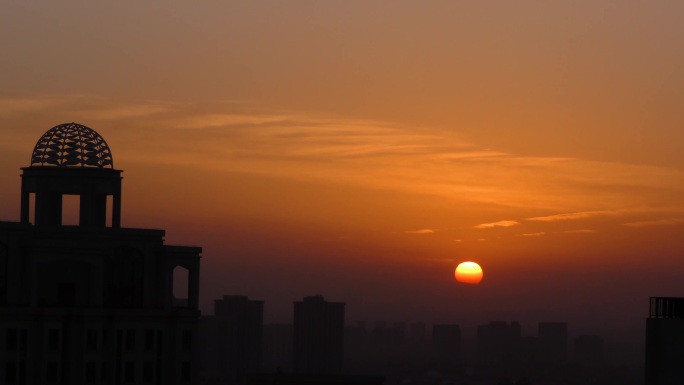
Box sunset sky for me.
[2,1,684,338]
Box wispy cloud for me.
[563,229,597,234]
[404,229,436,234]
[474,220,519,229]
[526,211,612,222]
[4,94,684,224]
[520,232,545,237]
[173,113,296,129]
[0,95,74,117]
[623,218,684,228]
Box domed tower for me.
[20,122,122,228]
[0,123,201,385]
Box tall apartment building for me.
[293,295,345,374]
[645,296,684,385]
[0,123,201,385]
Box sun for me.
[455,261,483,284]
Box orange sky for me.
[2,1,684,337]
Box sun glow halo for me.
[455,261,483,284]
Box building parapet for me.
[649,297,684,318]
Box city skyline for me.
[2,1,684,338]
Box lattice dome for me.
[30,123,114,168]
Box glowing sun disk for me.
[455,261,483,284]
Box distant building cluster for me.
[197,299,614,385]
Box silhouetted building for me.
[573,334,603,366]
[645,296,684,385]
[294,295,345,374]
[432,324,461,372]
[0,123,201,385]
[200,295,263,384]
[537,322,568,365]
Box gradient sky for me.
[2,1,684,339]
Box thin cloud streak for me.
[474,220,520,229]
[526,211,614,222]
[623,218,684,228]
[404,229,436,234]
[4,95,684,224]
[563,229,597,234]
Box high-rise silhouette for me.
[0,123,201,385]
[645,296,684,385]
[293,295,345,374]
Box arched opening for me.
[172,266,189,307]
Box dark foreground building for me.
[248,373,384,385]
[0,123,201,385]
[645,296,684,385]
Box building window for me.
[5,362,16,384]
[101,362,108,382]
[106,247,144,307]
[182,330,192,352]
[18,360,26,385]
[181,362,191,383]
[125,361,135,383]
[46,362,59,383]
[144,329,155,351]
[19,329,27,351]
[85,362,97,383]
[143,361,154,382]
[156,330,163,351]
[86,329,98,351]
[125,329,136,351]
[47,328,59,351]
[6,328,18,351]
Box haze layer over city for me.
[2,1,684,348]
